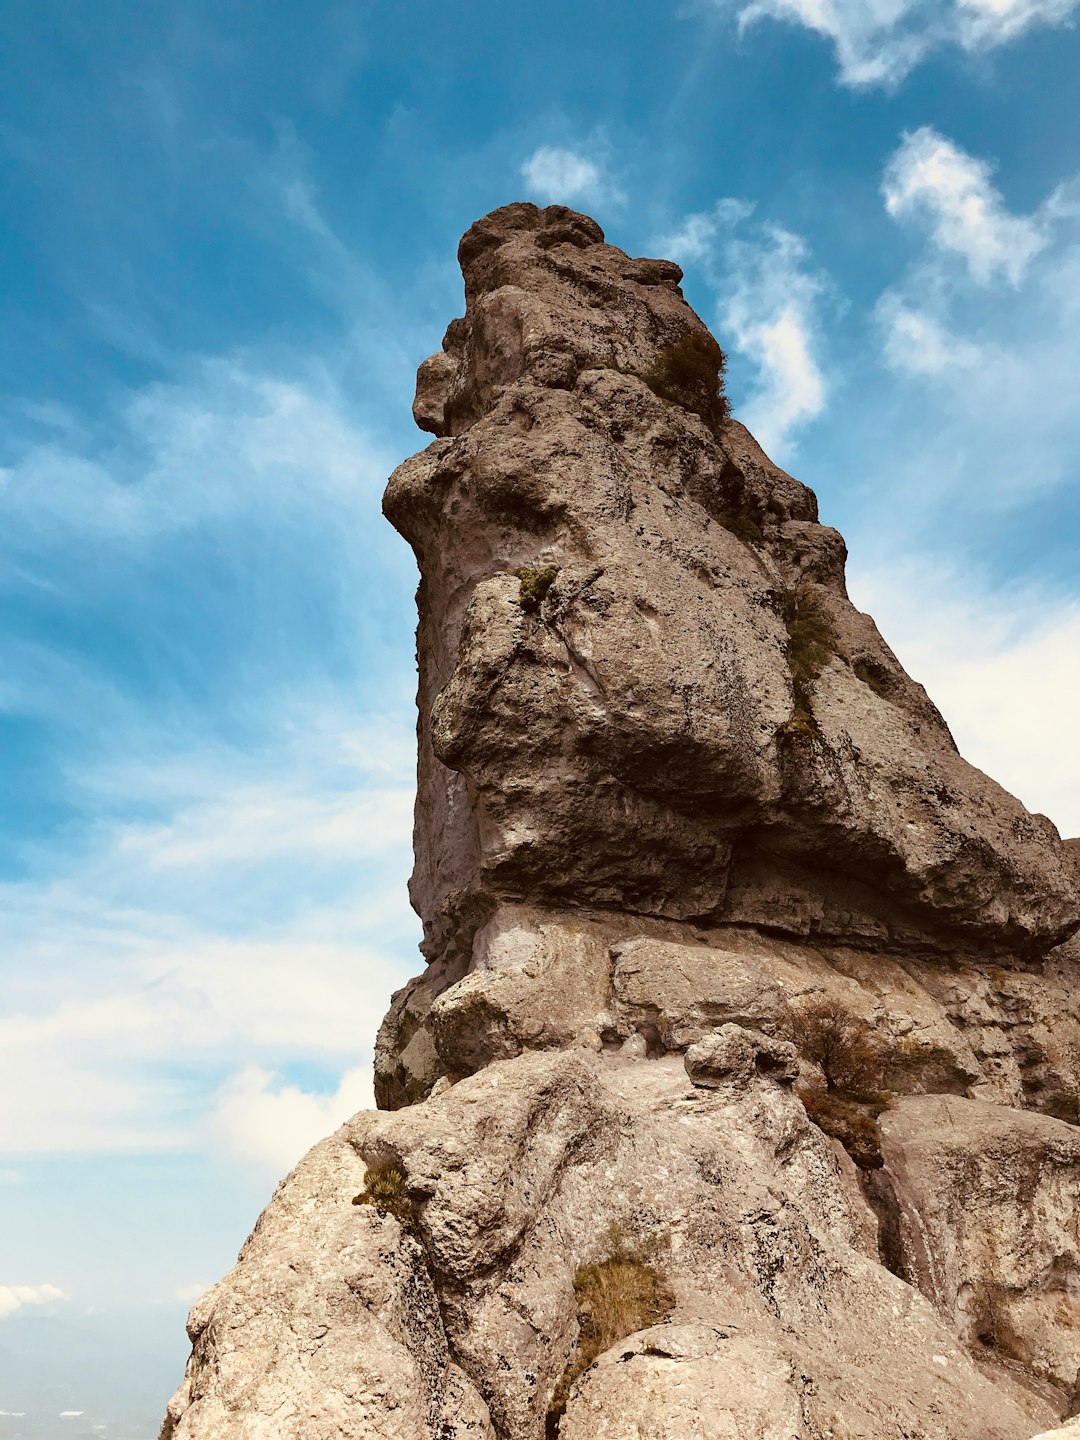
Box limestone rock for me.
[683,1023,799,1089]
[385,201,1078,965]
[164,205,1080,1440]
[163,1049,1058,1440]
[377,900,1080,1119]
[159,1133,495,1440]
[880,1094,1080,1389]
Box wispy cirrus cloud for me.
[658,201,830,456]
[0,345,421,1170]
[850,562,1080,836]
[0,724,416,1157]
[715,0,1080,87]
[0,1283,66,1319]
[872,130,1080,512]
[882,127,1047,284]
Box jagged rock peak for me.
[383,202,1078,994]
[412,202,697,438]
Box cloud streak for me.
[719,0,1080,87]
[883,127,1046,284]
[0,349,422,1165]
[872,129,1080,514]
[0,1283,66,1319]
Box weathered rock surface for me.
[880,1095,1080,1390]
[385,201,1077,966]
[163,205,1080,1440]
[377,903,1080,1120]
[164,1048,1060,1440]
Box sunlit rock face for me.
[162,206,1080,1440]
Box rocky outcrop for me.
[164,1047,1063,1440]
[386,202,1076,968]
[163,205,1080,1440]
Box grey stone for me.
[684,1024,799,1089]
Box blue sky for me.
[2,0,1079,1433]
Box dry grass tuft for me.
[546,1224,674,1436]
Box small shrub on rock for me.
[780,585,839,731]
[546,1223,674,1436]
[786,998,885,1097]
[785,999,891,1170]
[643,332,731,435]
[352,1158,415,1229]
[513,563,560,611]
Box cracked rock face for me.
[162,206,1080,1440]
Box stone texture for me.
[377,901,1080,1117]
[683,1023,799,1090]
[880,1094,1080,1389]
[160,1134,495,1440]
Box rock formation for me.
[162,204,1080,1440]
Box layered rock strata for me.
[163,205,1080,1440]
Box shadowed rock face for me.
[385,201,1078,969]
[161,206,1080,1440]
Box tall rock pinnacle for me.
[162,206,1080,1440]
[387,201,1076,961]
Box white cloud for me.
[657,203,829,455]
[721,0,1080,87]
[520,144,624,205]
[0,742,415,1155]
[851,565,1080,838]
[0,347,424,1166]
[955,0,1080,46]
[876,296,984,374]
[210,1062,375,1177]
[658,200,756,264]
[116,781,411,872]
[0,1283,66,1319]
[0,359,393,544]
[883,128,1046,284]
[174,1282,209,1304]
[872,134,1080,510]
